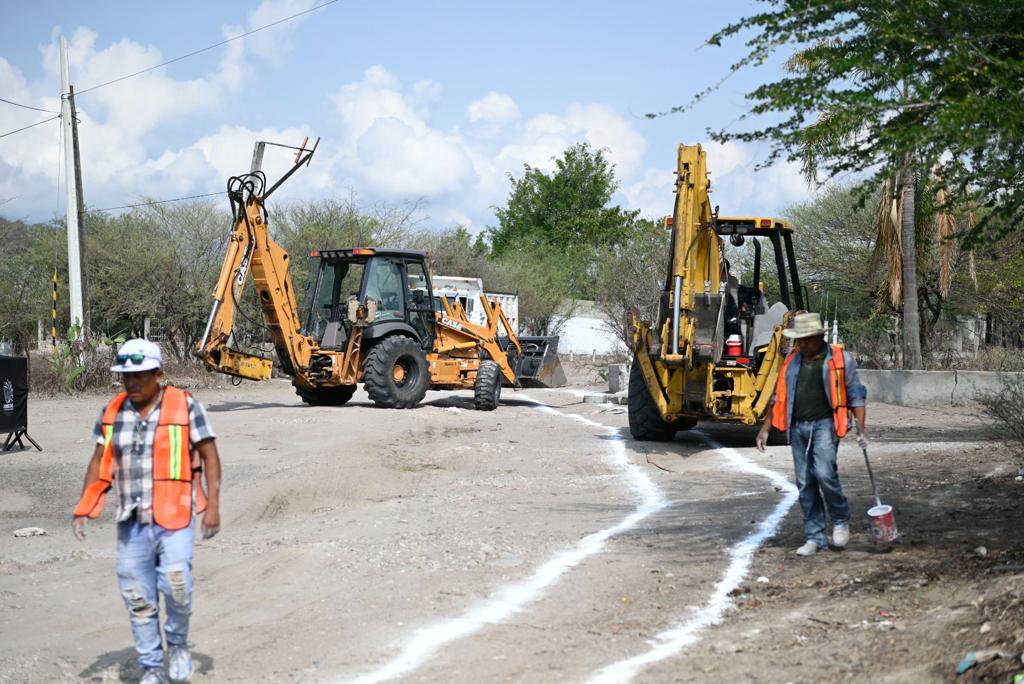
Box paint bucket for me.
[867,504,898,542]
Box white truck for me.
[432,275,519,334]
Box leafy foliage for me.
[592,219,670,350]
[977,373,1024,461]
[488,143,643,295]
[692,1,1024,244]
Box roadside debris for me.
[13,527,46,538]
[956,649,1014,674]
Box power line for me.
[76,0,341,96]
[0,97,60,114]
[85,191,225,214]
[0,115,61,140]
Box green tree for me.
[272,194,424,305]
[690,2,1024,366]
[488,142,641,295]
[0,218,67,352]
[696,1,1024,242]
[592,219,670,350]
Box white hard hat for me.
[110,338,163,373]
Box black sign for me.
[0,356,28,433]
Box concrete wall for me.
[859,369,1022,406]
[552,300,624,355]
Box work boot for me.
[832,525,850,548]
[795,541,819,557]
[167,645,193,683]
[139,669,166,684]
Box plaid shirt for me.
[91,389,216,524]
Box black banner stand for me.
[1,356,41,452]
[3,429,41,451]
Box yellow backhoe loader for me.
[628,143,805,440]
[196,140,565,410]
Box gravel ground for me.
[1,377,1021,683]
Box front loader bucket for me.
[501,336,567,388]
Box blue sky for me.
[1,0,811,231]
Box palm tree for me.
[788,49,933,368]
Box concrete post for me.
[608,363,628,393]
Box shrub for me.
[977,372,1024,461]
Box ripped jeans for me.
[116,519,194,671]
[789,418,850,547]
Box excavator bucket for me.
[502,336,567,388]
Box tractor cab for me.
[714,217,804,369]
[300,248,436,351]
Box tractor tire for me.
[293,381,356,407]
[363,336,430,409]
[627,355,697,441]
[473,360,502,411]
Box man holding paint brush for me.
[757,312,868,557]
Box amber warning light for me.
[352,249,376,255]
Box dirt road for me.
[1,380,1022,683]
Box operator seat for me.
[751,301,788,351]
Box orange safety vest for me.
[770,344,849,437]
[73,386,207,530]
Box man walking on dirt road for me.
[72,339,221,684]
[757,312,867,557]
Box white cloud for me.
[621,167,675,219]
[354,118,475,197]
[3,22,655,234]
[467,92,520,125]
[0,4,327,218]
[325,67,654,230]
[223,0,322,68]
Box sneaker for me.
[167,645,193,683]
[140,669,166,684]
[796,540,819,556]
[832,525,850,548]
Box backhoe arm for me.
[197,163,317,381]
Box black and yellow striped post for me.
[51,268,58,351]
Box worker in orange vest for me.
[756,312,867,557]
[73,339,221,684]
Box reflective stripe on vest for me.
[770,345,849,437]
[73,386,200,530]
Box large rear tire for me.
[627,355,696,441]
[473,360,502,411]
[293,381,356,406]
[363,336,430,409]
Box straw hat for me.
[782,312,828,340]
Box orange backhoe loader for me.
[196,140,565,410]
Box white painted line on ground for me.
[340,398,668,684]
[587,433,798,684]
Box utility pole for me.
[59,36,85,335]
[68,85,89,332]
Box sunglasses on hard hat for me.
[116,353,148,365]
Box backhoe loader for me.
[196,140,565,410]
[628,143,805,440]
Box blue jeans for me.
[116,519,194,671]
[790,418,849,546]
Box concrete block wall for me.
[858,369,1023,406]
